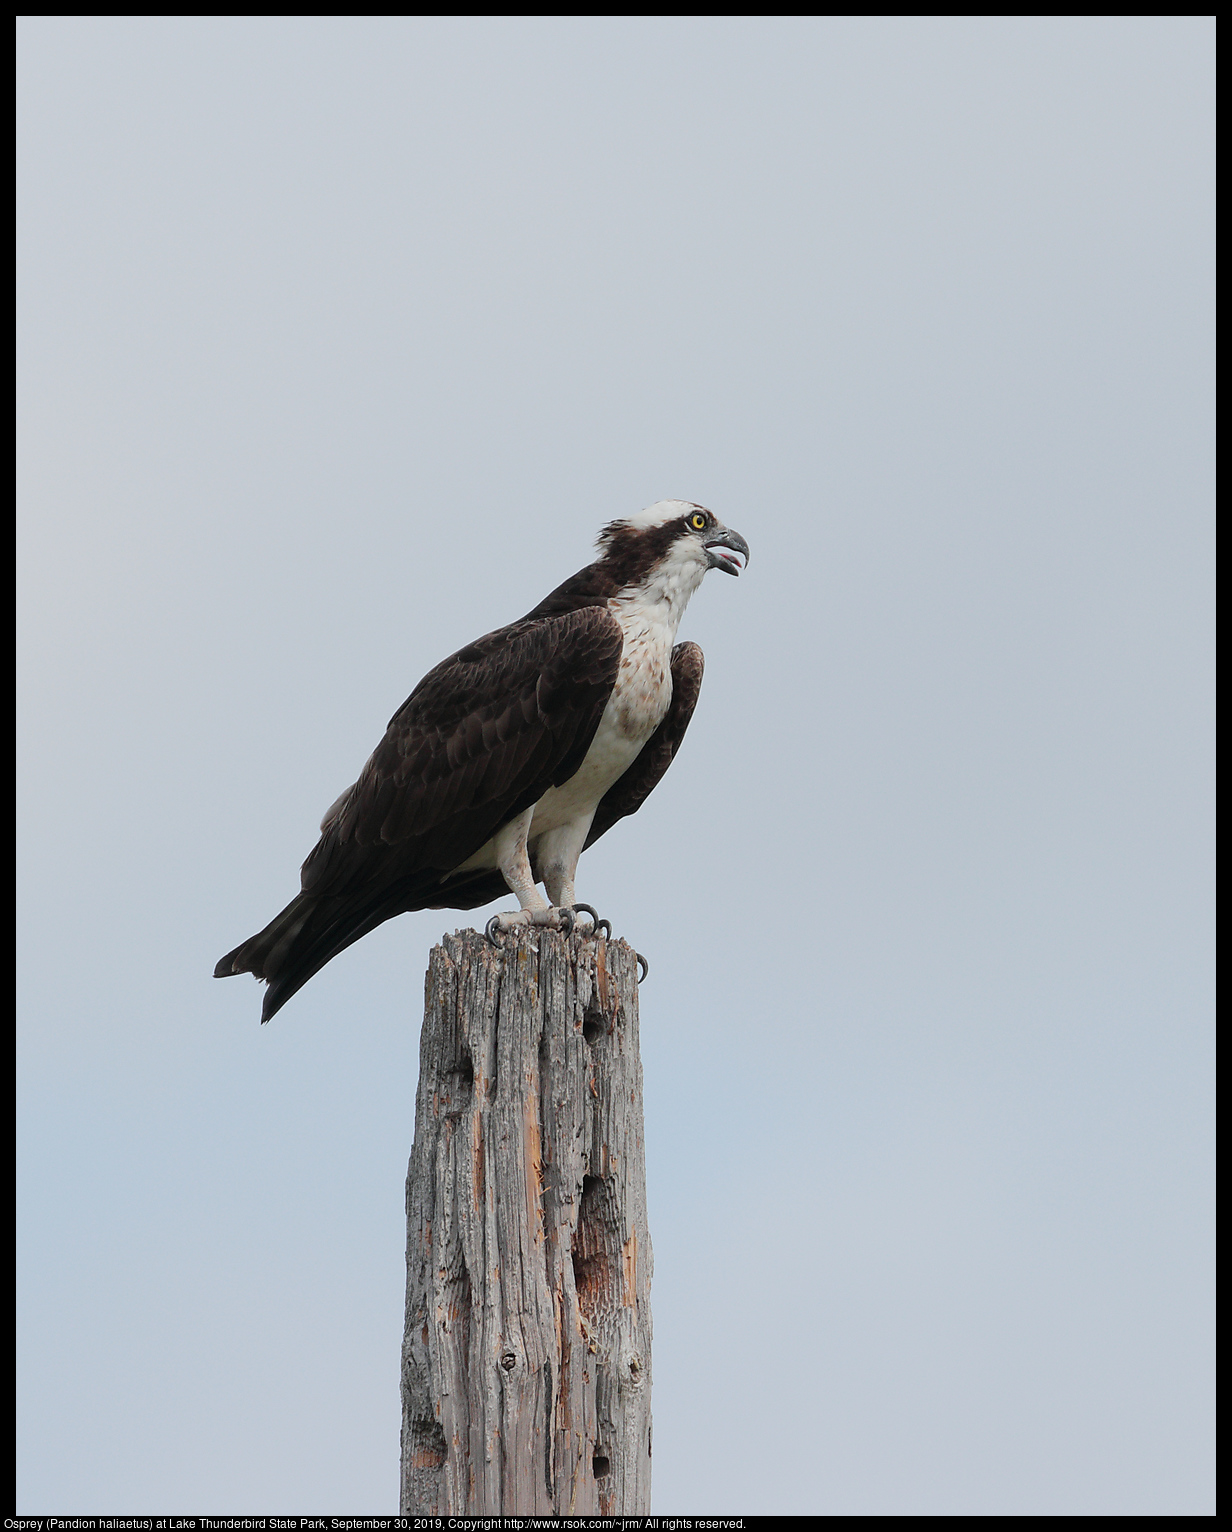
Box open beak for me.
[703,526,750,576]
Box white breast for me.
[453,537,710,873]
[527,595,675,836]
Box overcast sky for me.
[16,17,1213,1515]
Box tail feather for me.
[215,865,519,1022]
[214,892,327,1022]
[214,893,312,983]
[215,873,440,1022]
[257,901,394,1022]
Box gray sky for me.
[16,17,1213,1515]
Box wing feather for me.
[217,570,637,1022]
[300,605,623,896]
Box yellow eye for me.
[690,512,707,530]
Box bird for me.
[214,499,750,1021]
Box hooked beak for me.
[702,526,750,576]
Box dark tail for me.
[214,891,324,1022]
[215,866,517,1022]
[215,890,393,1023]
[215,878,438,1023]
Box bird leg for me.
[538,819,610,936]
[487,808,574,938]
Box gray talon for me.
[570,904,612,939]
[485,916,505,946]
[557,907,575,936]
[636,952,649,982]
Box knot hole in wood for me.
[572,1172,620,1329]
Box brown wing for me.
[215,604,623,1019]
[414,641,706,913]
[583,640,704,848]
[301,604,624,895]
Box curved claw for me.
[635,952,649,983]
[570,904,613,939]
[556,906,575,937]
[485,916,505,947]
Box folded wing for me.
[215,605,624,1019]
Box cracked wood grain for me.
[400,928,652,1515]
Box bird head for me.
[597,500,750,595]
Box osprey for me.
[214,500,749,1021]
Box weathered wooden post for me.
[400,927,652,1515]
